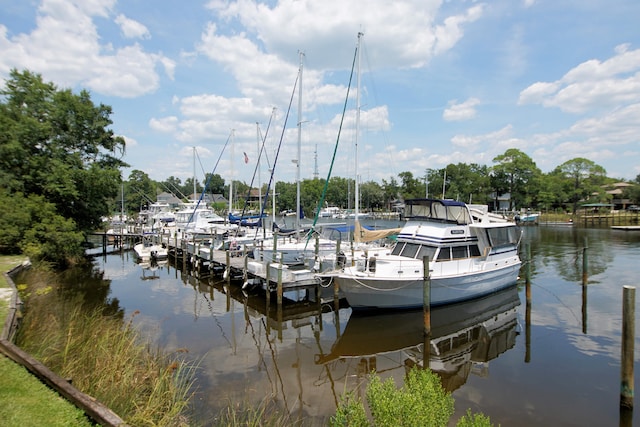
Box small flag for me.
[243,152,249,164]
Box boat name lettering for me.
[450,230,465,235]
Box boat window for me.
[416,245,437,261]
[452,246,468,259]
[391,242,405,256]
[469,245,481,257]
[487,226,519,247]
[437,247,451,261]
[401,243,420,258]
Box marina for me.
[74,223,640,425]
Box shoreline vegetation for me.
[1,257,495,426]
[0,256,93,426]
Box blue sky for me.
[1,0,639,187]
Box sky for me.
[1,0,639,189]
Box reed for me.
[216,396,298,427]
[15,271,195,427]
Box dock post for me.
[621,285,635,410]
[225,250,231,284]
[525,243,532,363]
[334,238,341,303]
[422,256,431,369]
[277,257,283,307]
[182,237,187,271]
[582,237,589,285]
[243,246,248,286]
[173,232,177,255]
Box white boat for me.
[324,198,522,310]
[319,206,340,218]
[133,235,168,262]
[183,210,238,238]
[138,201,176,231]
[253,232,338,265]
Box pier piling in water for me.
[621,285,635,410]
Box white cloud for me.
[149,116,179,133]
[518,44,640,113]
[121,134,138,147]
[443,97,480,121]
[115,14,150,39]
[0,0,170,97]
[207,0,483,69]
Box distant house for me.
[186,192,229,207]
[211,193,228,205]
[156,192,182,210]
[489,192,511,212]
[602,182,635,210]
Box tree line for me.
[2,69,639,266]
[126,149,639,220]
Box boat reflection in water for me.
[138,258,169,281]
[317,285,520,392]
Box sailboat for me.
[253,51,338,265]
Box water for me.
[59,226,640,425]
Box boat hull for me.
[133,243,168,262]
[335,261,521,310]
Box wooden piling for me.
[225,250,231,284]
[525,243,531,363]
[422,256,431,369]
[277,260,283,307]
[621,285,635,409]
[582,237,588,285]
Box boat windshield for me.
[405,199,472,225]
[391,242,438,260]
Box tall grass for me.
[15,269,195,427]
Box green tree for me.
[159,176,184,199]
[538,172,568,212]
[326,177,352,209]
[492,149,541,210]
[442,163,491,204]
[553,158,607,213]
[0,69,126,265]
[398,171,421,200]
[125,170,157,215]
[382,176,401,207]
[204,173,226,195]
[360,181,385,211]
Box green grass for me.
[15,267,195,426]
[0,355,93,426]
[0,255,93,426]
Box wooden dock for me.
[88,230,334,307]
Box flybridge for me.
[404,198,473,225]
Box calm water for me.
[71,226,640,425]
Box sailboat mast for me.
[192,146,196,200]
[256,122,262,213]
[355,32,362,219]
[229,129,235,215]
[296,51,304,232]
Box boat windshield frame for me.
[404,199,472,225]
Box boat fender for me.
[368,257,377,273]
